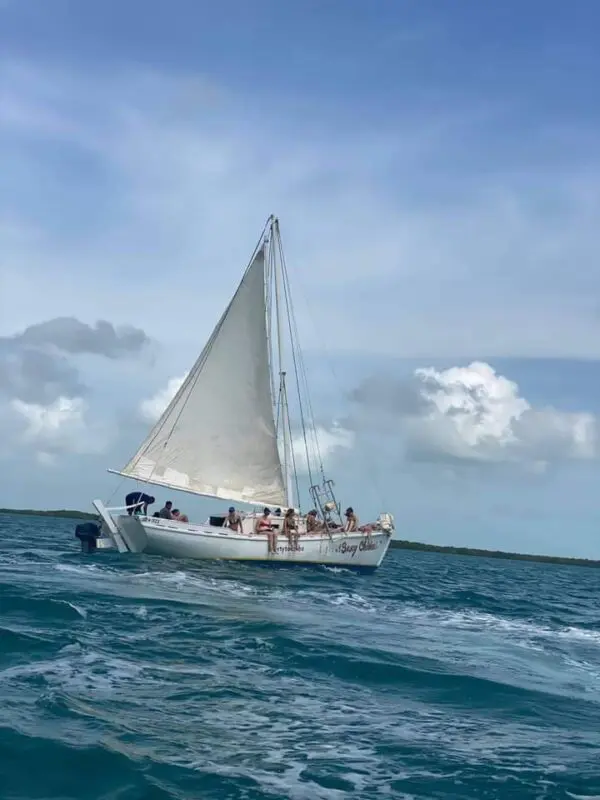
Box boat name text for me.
[336,538,379,557]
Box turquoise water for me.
[1,514,600,799]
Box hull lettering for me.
[336,537,380,557]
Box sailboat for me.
[89,216,395,570]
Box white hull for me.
[92,503,392,571]
[142,519,391,569]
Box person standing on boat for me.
[255,508,276,553]
[223,506,243,532]
[344,507,358,532]
[125,491,155,516]
[283,508,299,550]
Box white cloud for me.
[351,361,598,468]
[139,374,186,422]
[12,395,85,438]
[138,362,597,474]
[412,362,530,458]
[1,59,600,358]
[10,395,110,460]
[291,422,355,472]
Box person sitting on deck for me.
[344,507,358,532]
[125,492,155,516]
[172,509,189,523]
[283,507,299,550]
[223,506,243,532]
[306,509,323,534]
[255,507,277,553]
[158,501,173,519]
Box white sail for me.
[117,247,288,507]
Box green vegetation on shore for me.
[1,509,597,567]
[389,538,600,567]
[0,508,97,521]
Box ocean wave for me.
[2,518,600,798]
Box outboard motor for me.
[75,521,102,553]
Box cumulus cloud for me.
[350,361,598,468]
[0,316,151,405]
[0,346,85,405]
[10,395,111,462]
[138,362,595,475]
[17,317,151,358]
[0,316,150,464]
[139,374,187,422]
[291,422,355,472]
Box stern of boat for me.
[74,500,149,554]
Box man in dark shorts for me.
[125,491,155,516]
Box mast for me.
[271,217,293,508]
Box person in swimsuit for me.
[306,509,323,534]
[255,507,276,553]
[283,507,299,550]
[172,509,189,523]
[344,507,358,532]
[223,506,243,532]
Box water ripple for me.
[1,513,600,798]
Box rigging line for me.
[275,379,282,431]
[276,227,316,490]
[277,232,324,480]
[276,234,323,472]
[265,236,276,409]
[281,241,386,512]
[294,313,325,480]
[105,475,127,506]
[282,377,302,513]
[275,378,291,504]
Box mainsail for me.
[116,246,288,507]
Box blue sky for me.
[1,1,600,557]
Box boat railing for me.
[105,503,141,513]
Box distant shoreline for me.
[0,508,98,521]
[1,508,597,568]
[389,539,600,568]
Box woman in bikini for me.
[283,507,299,550]
[255,507,276,553]
[224,506,243,532]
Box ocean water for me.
[1,515,600,800]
